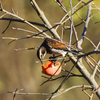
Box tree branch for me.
[30,0,60,39]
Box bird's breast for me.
[50,48,67,57]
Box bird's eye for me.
[42,50,45,54]
[39,47,47,60]
[41,55,43,59]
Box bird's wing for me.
[46,38,83,53]
[46,38,69,50]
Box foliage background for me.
[0,0,100,100]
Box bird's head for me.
[37,46,47,64]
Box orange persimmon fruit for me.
[42,60,61,76]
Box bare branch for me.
[93,86,100,94]
[78,1,92,49]
[7,90,51,96]
[92,59,100,78]
[55,0,79,43]
[52,85,92,99]
[95,42,100,51]
[30,0,60,39]
[47,61,77,100]
[14,47,39,51]
[0,17,46,27]
[69,0,73,47]
[2,20,11,34]
[78,50,100,58]
[1,7,50,38]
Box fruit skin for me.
[42,60,61,76]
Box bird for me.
[37,37,83,63]
[42,60,61,76]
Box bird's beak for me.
[40,60,43,64]
[41,60,45,68]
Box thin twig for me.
[40,55,67,86]
[78,1,92,49]
[92,59,100,78]
[56,0,79,43]
[82,84,93,99]
[69,0,73,47]
[78,50,100,58]
[61,0,93,25]
[30,0,60,39]
[7,90,51,96]
[2,21,11,34]
[1,7,50,38]
[93,86,100,94]
[0,17,46,27]
[95,42,100,51]
[84,36,98,49]
[47,59,78,100]
[76,13,85,23]
[52,85,92,99]
[14,47,39,51]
